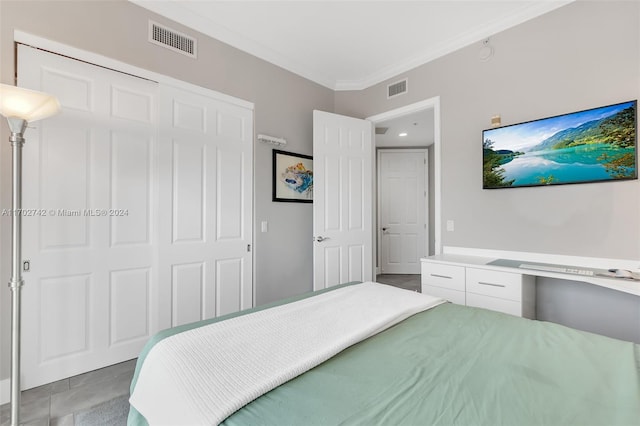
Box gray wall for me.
[1,0,639,384]
[0,0,332,382]
[335,0,640,342]
[335,1,640,261]
[536,278,640,344]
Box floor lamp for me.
[0,83,60,426]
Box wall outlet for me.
[446,220,454,232]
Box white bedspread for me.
[129,282,445,425]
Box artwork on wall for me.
[272,149,313,202]
[483,100,637,189]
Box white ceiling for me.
[375,109,435,148]
[132,0,572,90]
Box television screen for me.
[483,100,637,189]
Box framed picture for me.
[272,149,313,202]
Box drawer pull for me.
[478,281,506,288]
[430,274,452,279]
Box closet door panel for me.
[158,84,253,329]
[19,45,158,389]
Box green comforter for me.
[129,284,640,426]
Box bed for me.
[128,281,640,426]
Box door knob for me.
[314,236,329,242]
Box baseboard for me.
[0,378,9,405]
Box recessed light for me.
[399,132,408,137]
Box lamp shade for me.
[0,83,60,123]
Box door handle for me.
[314,236,329,242]
[382,227,388,232]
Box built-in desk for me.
[421,249,640,319]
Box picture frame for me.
[272,149,313,203]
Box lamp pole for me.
[1,84,60,426]
[8,118,27,426]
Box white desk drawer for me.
[421,262,465,291]
[466,268,522,301]
[422,284,465,305]
[466,292,523,317]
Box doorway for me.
[367,98,440,287]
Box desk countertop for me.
[422,254,640,297]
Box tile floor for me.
[376,273,421,292]
[1,275,419,425]
[0,359,135,426]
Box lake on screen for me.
[501,144,634,186]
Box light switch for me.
[446,220,454,232]
[261,221,268,232]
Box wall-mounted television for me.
[483,100,637,189]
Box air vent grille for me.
[387,78,408,99]
[149,21,197,58]
[375,127,389,135]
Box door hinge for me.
[23,260,30,272]
[247,244,251,252]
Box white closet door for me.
[17,45,254,390]
[19,45,159,388]
[157,84,253,330]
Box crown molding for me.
[130,0,336,90]
[131,0,573,92]
[334,1,574,91]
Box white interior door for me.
[19,45,159,388]
[18,45,253,389]
[157,84,253,330]
[312,110,374,290]
[378,149,428,274]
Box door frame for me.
[367,97,442,263]
[376,148,428,274]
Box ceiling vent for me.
[149,21,197,58]
[387,78,408,99]
[375,127,389,135]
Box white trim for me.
[13,30,254,110]
[0,378,9,405]
[367,98,437,123]
[130,0,336,90]
[133,0,572,91]
[336,2,573,91]
[367,97,442,255]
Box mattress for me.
[128,282,640,426]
